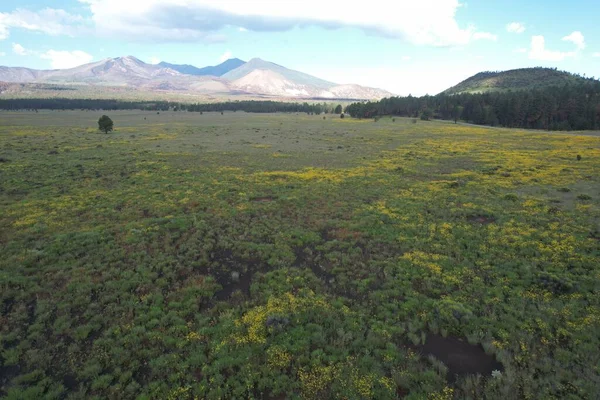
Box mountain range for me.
[0,56,392,100]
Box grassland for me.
[1,111,599,399]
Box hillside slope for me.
[222,58,336,89]
[442,67,589,95]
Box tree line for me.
[0,99,344,115]
[0,99,174,111]
[346,81,600,131]
[186,101,341,114]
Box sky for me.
[1,0,599,96]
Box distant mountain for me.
[0,56,182,85]
[0,56,231,93]
[224,58,392,99]
[157,61,205,76]
[442,67,590,95]
[0,66,45,82]
[158,58,246,77]
[0,56,392,100]
[223,58,335,89]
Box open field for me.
[1,111,599,399]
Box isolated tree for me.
[98,115,114,134]
[334,104,343,114]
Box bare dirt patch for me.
[250,196,276,203]
[467,215,496,225]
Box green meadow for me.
[1,111,599,399]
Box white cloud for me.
[514,47,527,53]
[473,32,497,41]
[506,22,525,34]
[402,56,412,61]
[528,35,576,61]
[238,27,248,32]
[12,43,30,56]
[593,52,600,58]
[528,32,586,61]
[0,8,86,40]
[219,50,232,62]
[149,56,161,64]
[0,18,8,40]
[40,50,93,69]
[562,31,585,50]
[0,51,5,56]
[78,0,495,46]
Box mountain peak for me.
[114,55,145,64]
[222,58,334,90]
[246,58,280,67]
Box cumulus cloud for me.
[40,50,94,69]
[78,0,495,46]
[0,8,86,40]
[219,50,233,62]
[12,43,30,55]
[593,52,600,58]
[514,48,527,54]
[528,32,586,61]
[0,18,8,40]
[528,35,576,61]
[562,31,585,50]
[506,22,525,34]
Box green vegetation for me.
[443,67,591,95]
[0,99,340,115]
[420,109,433,121]
[346,79,600,131]
[1,111,599,399]
[97,115,114,134]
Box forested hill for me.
[443,67,591,95]
[346,79,600,131]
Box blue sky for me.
[1,0,599,95]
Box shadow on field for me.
[214,271,254,301]
[414,334,503,383]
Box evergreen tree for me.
[98,115,114,134]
